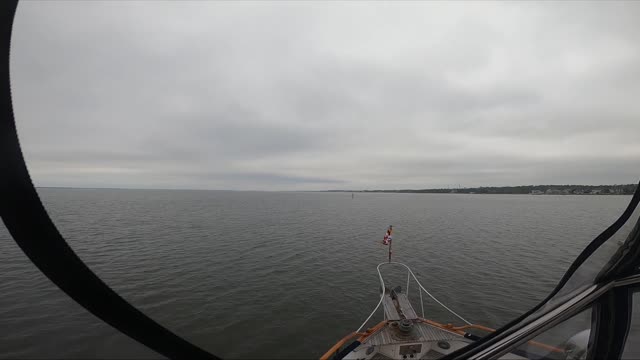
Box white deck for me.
[343,322,527,360]
[343,283,527,359]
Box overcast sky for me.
[9,1,640,191]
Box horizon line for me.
[35,183,638,192]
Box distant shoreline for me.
[35,184,638,195]
[326,184,638,195]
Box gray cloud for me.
[9,1,640,190]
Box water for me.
[0,189,632,359]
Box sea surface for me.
[0,189,634,359]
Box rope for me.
[401,263,472,325]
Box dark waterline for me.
[0,189,631,358]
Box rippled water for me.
[0,189,632,359]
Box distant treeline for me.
[328,184,638,195]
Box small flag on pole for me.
[381,225,393,245]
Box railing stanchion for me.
[420,286,424,318]
[406,270,410,296]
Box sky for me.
[9,1,640,191]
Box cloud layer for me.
[10,2,640,190]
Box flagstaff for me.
[382,225,393,263]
